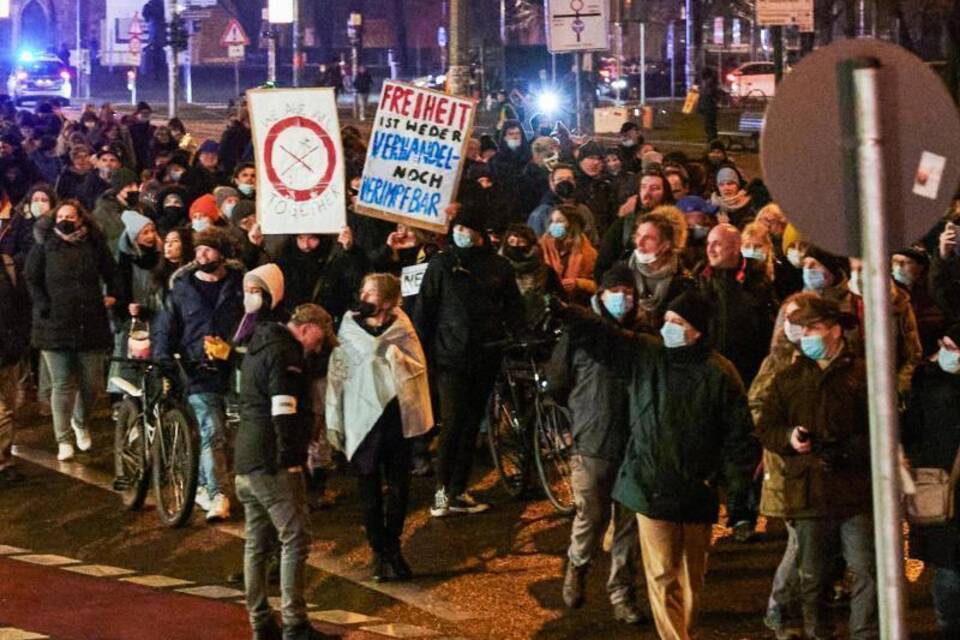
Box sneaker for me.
[57,442,75,461]
[562,561,588,608]
[612,601,646,625]
[253,616,282,640]
[71,419,92,452]
[449,492,490,514]
[206,493,230,522]
[282,622,336,640]
[429,487,450,518]
[194,486,212,512]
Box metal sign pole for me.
[640,22,646,106]
[574,51,581,131]
[840,56,908,639]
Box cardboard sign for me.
[355,81,476,233]
[247,88,346,235]
[401,263,429,297]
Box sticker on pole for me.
[247,88,346,235]
[355,81,476,233]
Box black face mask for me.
[162,205,185,221]
[554,180,575,199]
[503,246,530,262]
[198,259,222,274]
[124,191,140,208]
[55,220,77,235]
[351,300,378,318]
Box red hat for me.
[189,194,219,220]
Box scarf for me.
[628,252,679,312]
[540,236,583,283]
[54,224,89,244]
[714,189,752,212]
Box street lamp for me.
[347,13,363,118]
[268,0,294,24]
[0,1,10,20]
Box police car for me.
[6,52,72,105]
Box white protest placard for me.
[757,0,814,32]
[545,0,609,53]
[247,88,346,235]
[401,263,430,297]
[356,81,476,233]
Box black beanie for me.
[804,245,849,281]
[667,290,713,336]
[452,203,486,234]
[600,263,636,291]
[479,134,497,154]
[945,323,960,348]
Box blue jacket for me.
[152,260,245,393]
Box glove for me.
[203,336,231,361]
[328,429,345,453]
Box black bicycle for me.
[486,334,575,514]
[111,358,199,528]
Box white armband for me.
[271,395,297,416]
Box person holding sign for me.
[413,204,525,517]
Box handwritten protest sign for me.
[355,81,476,233]
[400,263,429,298]
[248,87,346,235]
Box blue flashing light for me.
[18,50,34,62]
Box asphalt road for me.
[0,402,943,640]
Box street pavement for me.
[0,404,943,639]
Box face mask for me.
[803,267,828,291]
[506,139,521,151]
[660,321,688,349]
[892,265,914,288]
[30,201,50,217]
[99,166,112,180]
[198,258,222,274]
[453,230,474,249]
[622,139,636,148]
[192,218,211,232]
[163,205,184,220]
[237,183,254,196]
[548,222,568,239]
[503,246,528,261]
[223,202,237,220]
[787,248,803,268]
[243,292,263,314]
[169,169,184,182]
[690,225,709,241]
[352,301,378,318]
[84,121,96,130]
[938,347,960,374]
[55,220,77,235]
[602,291,631,320]
[784,319,803,345]
[741,247,767,261]
[633,248,658,265]
[125,191,140,208]
[848,270,862,297]
[800,334,829,360]
[554,180,576,199]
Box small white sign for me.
[713,17,724,46]
[401,263,429,298]
[913,151,947,200]
[545,0,610,53]
[757,0,814,32]
[228,45,245,59]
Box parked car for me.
[725,61,777,102]
[6,51,72,105]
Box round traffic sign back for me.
[761,39,960,256]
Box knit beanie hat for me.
[667,290,713,336]
[243,263,284,309]
[804,245,849,280]
[231,200,256,225]
[577,140,604,159]
[121,210,153,244]
[189,194,220,220]
[452,203,486,233]
[192,226,234,258]
[110,167,139,191]
[213,186,239,212]
[716,167,740,185]
[600,263,636,291]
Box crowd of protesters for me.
[1,96,960,640]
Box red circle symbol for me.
[263,116,337,202]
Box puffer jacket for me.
[757,345,872,519]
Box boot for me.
[562,561,588,609]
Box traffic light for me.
[166,15,188,52]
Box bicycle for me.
[485,332,575,515]
[111,357,199,528]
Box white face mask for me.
[30,200,50,217]
[787,248,803,268]
[243,291,263,314]
[633,248,659,265]
[784,319,803,344]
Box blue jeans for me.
[42,350,104,445]
[766,519,801,628]
[236,469,312,630]
[187,392,228,497]
[933,566,960,635]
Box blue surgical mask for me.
[938,347,960,374]
[191,218,210,232]
[548,222,568,239]
[602,291,631,320]
[660,321,688,349]
[452,230,474,249]
[891,265,914,288]
[800,334,829,360]
[803,267,828,291]
[742,247,767,261]
[237,183,254,196]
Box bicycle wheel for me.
[534,401,575,514]
[114,399,150,510]
[152,402,199,528]
[487,385,528,497]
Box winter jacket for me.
[128,121,156,173]
[152,260,245,393]
[91,191,127,260]
[903,362,960,569]
[757,345,872,519]
[114,234,162,323]
[29,150,65,186]
[54,167,92,203]
[218,121,251,177]
[413,244,526,372]
[234,322,313,474]
[182,165,230,207]
[896,281,946,357]
[539,234,597,306]
[574,169,616,238]
[697,260,778,384]
[562,308,757,523]
[0,212,35,273]
[594,207,654,282]
[274,236,369,322]
[326,310,434,460]
[930,253,960,323]
[0,251,30,365]
[25,228,116,352]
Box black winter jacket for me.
[0,255,30,365]
[235,322,313,474]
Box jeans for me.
[792,513,878,639]
[187,392,229,498]
[766,519,801,628]
[0,362,19,469]
[567,454,639,605]
[933,566,960,636]
[236,469,312,631]
[436,364,498,497]
[42,350,104,445]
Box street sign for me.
[437,26,447,48]
[248,88,346,235]
[732,19,741,46]
[757,0,814,32]
[128,12,143,38]
[220,18,251,47]
[545,0,610,53]
[228,45,245,59]
[761,39,960,255]
[713,17,724,46]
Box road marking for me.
[62,564,136,578]
[0,629,49,640]
[360,623,442,638]
[11,554,80,566]
[0,545,29,555]
[13,444,472,623]
[309,610,383,625]
[120,575,195,588]
[176,585,245,599]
